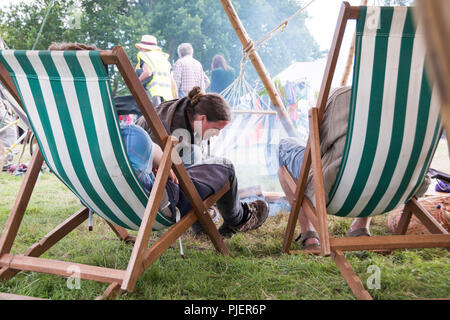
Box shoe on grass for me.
[219,200,269,236]
[295,230,320,250]
[191,206,220,235]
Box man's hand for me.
[169,169,179,184]
[152,167,179,184]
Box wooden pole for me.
[415,0,450,154]
[220,0,298,138]
[340,0,368,86]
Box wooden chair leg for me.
[279,167,301,254]
[0,149,44,256]
[301,198,320,232]
[140,183,230,273]
[121,138,174,292]
[0,292,46,300]
[332,250,373,300]
[0,207,89,281]
[172,161,230,256]
[309,108,331,256]
[395,203,413,235]
[281,143,313,254]
[105,221,136,243]
[96,282,123,300]
[408,197,449,253]
[278,167,296,204]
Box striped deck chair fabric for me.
[326,6,442,217]
[0,50,174,231]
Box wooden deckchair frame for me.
[280,2,450,300]
[0,46,230,299]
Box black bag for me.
[113,95,142,117]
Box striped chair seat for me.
[0,50,174,231]
[326,6,442,217]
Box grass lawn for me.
[0,140,448,300]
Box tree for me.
[0,0,320,91]
[0,0,151,94]
[148,0,320,82]
[235,0,321,69]
[0,0,78,50]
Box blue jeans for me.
[278,137,306,179]
[121,124,154,174]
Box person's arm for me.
[171,75,178,99]
[172,61,182,91]
[152,142,163,169]
[139,62,153,83]
[203,70,210,89]
[151,142,178,184]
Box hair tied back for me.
[188,86,205,105]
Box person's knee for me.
[277,137,306,180]
[278,137,304,167]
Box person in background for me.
[135,35,177,107]
[209,55,235,94]
[0,100,17,169]
[172,43,210,98]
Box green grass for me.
[0,143,449,300]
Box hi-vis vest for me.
[136,50,174,101]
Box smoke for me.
[229,0,320,82]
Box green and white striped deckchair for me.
[0,46,229,298]
[281,2,450,300]
[285,4,444,241]
[326,5,441,218]
[0,49,172,231]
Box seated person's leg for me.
[278,137,306,202]
[278,137,306,180]
[180,159,269,237]
[121,126,268,237]
[121,124,176,219]
[347,217,372,237]
[278,137,319,249]
[277,137,371,247]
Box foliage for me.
[0,0,78,50]
[0,0,321,90]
